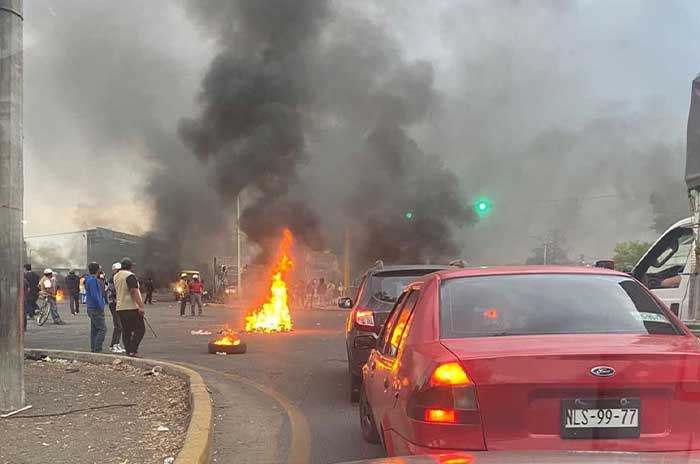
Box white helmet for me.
[112,262,122,271]
[43,268,53,275]
[181,273,188,278]
[193,274,200,280]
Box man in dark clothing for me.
[85,262,107,353]
[144,277,155,305]
[65,270,81,315]
[107,262,125,353]
[24,264,40,321]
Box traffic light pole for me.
[0,0,24,412]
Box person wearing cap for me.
[39,268,65,325]
[114,257,146,357]
[179,273,190,317]
[188,274,204,316]
[85,262,107,353]
[107,262,125,353]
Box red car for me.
[360,266,700,456]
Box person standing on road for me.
[317,278,327,307]
[39,268,65,325]
[189,274,204,316]
[65,270,81,315]
[179,273,190,317]
[306,278,317,309]
[24,264,40,321]
[85,262,107,353]
[23,273,29,331]
[107,262,125,353]
[144,277,154,305]
[114,257,146,357]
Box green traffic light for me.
[405,212,414,220]
[475,199,491,214]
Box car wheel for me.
[359,385,380,444]
[349,365,362,403]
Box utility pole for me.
[0,0,24,412]
[236,193,242,303]
[543,236,548,265]
[343,225,350,294]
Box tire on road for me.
[207,341,247,354]
[359,385,380,444]
[349,363,362,403]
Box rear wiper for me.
[488,332,513,337]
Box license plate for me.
[561,398,640,439]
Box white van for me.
[632,217,694,320]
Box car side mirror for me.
[338,297,353,309]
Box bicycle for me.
[36,295,52,326]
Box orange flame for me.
[56,289,64,302]
[213,328,242,346]
[245,229,294,333]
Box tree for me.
[612,240,651,271]
[526,230,572,265]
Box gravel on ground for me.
[0,358,189,464]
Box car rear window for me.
[440,274,682,338]
[368,270,437,304]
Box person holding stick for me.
[114,257,145,357]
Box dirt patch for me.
[0,359,189,464]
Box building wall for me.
[86,227,143,272]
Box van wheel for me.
[349,366,362,403]
[359,385,380,444]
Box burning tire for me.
[208,340,247,354]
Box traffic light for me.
[404,212,414,220]
[474,199,491,215]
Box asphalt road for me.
[23,298,385,464]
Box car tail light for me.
[408,362,480,425]
[430,362,471,387]
[425,408,456,423]
[354,308,375,331]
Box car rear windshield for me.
[369,270,437,304]
[440,274,682,338]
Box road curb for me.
[24,348,213,464]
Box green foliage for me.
[612,240,652,271]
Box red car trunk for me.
[442,334,700,452]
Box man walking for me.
[189,274,204,316]
[107,262,125,353]
[24,264,40,322]
[85,262,107,353]
[179,273,190,317]
[114,258,145,357]
[39,268,65,325]
[65,270,80,315]
[144,277,155,305]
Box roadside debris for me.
[144,366,163,376]
[0,405,33,418]
[156,425,170,432]
[190,329,212,335]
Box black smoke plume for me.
[178,0,329,253]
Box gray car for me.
[341,263,448,402]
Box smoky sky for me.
[23,0,700,273]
